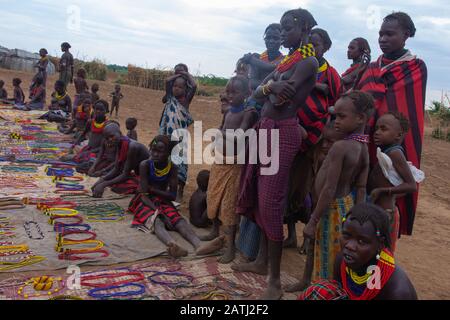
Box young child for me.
[126,117,138,141]
[10,78,25,106]
[201,76,258,264]
[110,85,124,118]
[91,83,100,105]
[159,75,194,201]
[303,90,375,282]
[189,170,211,228]
[26,76,46,110]
[368,112,424,252]
[0,80,7,101]
[42,80,72,123]
[299,203,418,300]
[286,121,345,293]
[64,94,93,137]
[74,68,89,108]
[128,135,225,258]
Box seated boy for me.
[41,80,72,123]
[128,135,224,258]
[303,91,374,282]
[62,94,93,137]
[0,80,7,101]
[126,117,138,140]
[368,112,424,252]
[189,170,210,228]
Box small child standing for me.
[303,90,374,281]
[126,117,138,141]
[110,84,124,118]
[189,170,211,228]
[74,68,89,108]
[200,76,258,264]
[368,112,424,252]
[0,80,7,100]
[91,83,101,105]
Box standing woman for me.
[31,48,49,89]
[357,12,427,237]
[59,42,74,90]
[239,24,284,91]
[233,8,318,300]
[235,23,285,264]
[342,38,371,92]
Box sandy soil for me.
[1,68,449,299]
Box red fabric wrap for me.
[298,64,342,150]
[357,55,427,235]
[129,194,182,228]
[236,117,302,241]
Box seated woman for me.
[128,135,224,258]
[299,203,417,300]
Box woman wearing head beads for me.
[341,38,371,92]
[232,8,318,300]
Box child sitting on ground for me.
[63,94,93,139]
[368,112,424,252]
[109,85,124,118]
[201,76,258,264]
[41,80,72,123]
[25,76,46,110]
[7,78,25,107]
[189,170,211,228]
[128,135,225,258]
[126,117,138,140]
[303,90,374,282]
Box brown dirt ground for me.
[1,68,449,300]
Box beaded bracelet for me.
[54,223,91,233]
[51,215,84,227]
[147,271,194,288]
[56,239,104,253]
[58,249,109,261]
[81,271,145,288]
[44,207,79,218]
[88,283,146,299]
[58,230,97,242]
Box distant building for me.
[0,46,55,75]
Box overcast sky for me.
[1,0,449,104]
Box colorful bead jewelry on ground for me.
[17,276,63,299]
[81,271,145,288]
[88,283,146,299]
[23,221,45,240]
[58,249,109,261]
[147,271,194,288]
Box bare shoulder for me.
[380,266,418,300]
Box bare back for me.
[315,140,369,199]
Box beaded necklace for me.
[344,134,370,144]
[23,221,44,240]
[88,283,146,299]
[229,105,246,114]
[149,160,172,182]
[277,43,315,73]
[81,271,145,288]
[148,271,194,288]
[341,248,396,300]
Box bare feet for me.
[285,279,310,293]
[283,237,298,249]
[167,243,188,258]
[297,239,307,255]
[260,280,283,300]
[199,229,219,241]
[218,246,236,264]
[196,236,225,256]
[231,261,268,276]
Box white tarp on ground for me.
[0,45,55,75]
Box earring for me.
[376,251,381,260]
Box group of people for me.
[187,8,426,300]
[1,7,428,301]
